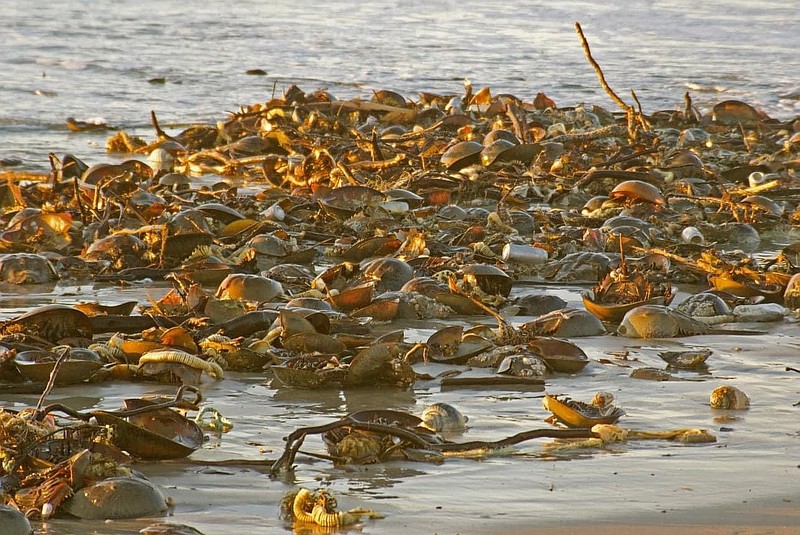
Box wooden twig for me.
[574,22,632,114]
[35,346,70,414]
[630,89,651,130]
[574,22,644,139]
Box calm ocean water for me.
[1,0,798,171]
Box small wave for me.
[685,82,728,93]
[34,57,87,70]
[778,88,800,100]
[32,89,58,97]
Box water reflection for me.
[270,386,419,417]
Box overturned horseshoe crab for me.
[542,392,625,428]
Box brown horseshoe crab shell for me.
[62,477,167,519]
[527,337,589,374]
[0,304,92,343]
[92,399,203,460]
[609,180,665,205]
[440,141,483,171]
[617,305,710,338]
[0,253,59,284]
[14,349,102,385]
[460,264,512,297]
[318,185,385,219]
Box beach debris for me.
[1,18,797,531]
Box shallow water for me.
[3,282,800,534]
[1,1,800,533]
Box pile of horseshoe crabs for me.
[1,38,800,531]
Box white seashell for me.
[681,226,705,245]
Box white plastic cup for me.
[501,243,548,265]
[681,226,705,245]
[262,203,285,222]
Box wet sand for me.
[492,496,800,535]
[5,281,800,535]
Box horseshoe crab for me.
[467,345,547,378]
[0,253,59,284]
[270,356,346,389]
[676,292,734,324]
[419,403,468,434]
[608,180,665,206]
[14,348,103,385]
[0,504,30,535]
[658,349,712,370]
[520,308,606,338]
[215,273,284,302]
[460,263,512,298]
[344,343,414,389]
[361,257,413,292]
[539,252,615,283]
[91,388,205,459]
[0,304,93,343]
[83,234,147,269]
[582,262,675,324]
[441,140,483,171]
[527,337,589,374]
[617,305,710,338]
[425,325,493,364]
[62,477,167,519]
[710,385,750,410]
[317,185,385,219]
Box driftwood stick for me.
[575,22,645,139]
[574,22,632,114]
[34,346,70,413]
